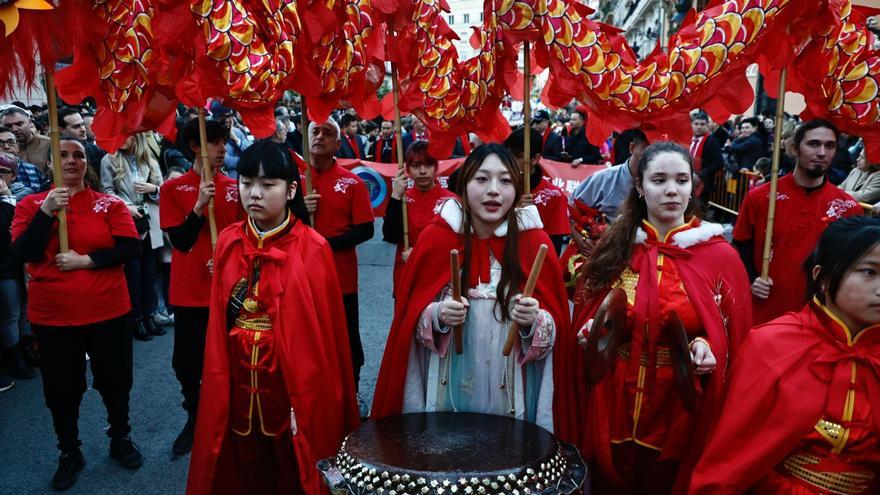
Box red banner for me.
[335,158,607,216]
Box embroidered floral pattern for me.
[825,198,859,219]
[534,188,561,206]
[225,184,239,203]
[333,177,359,194]
[176,184,197,192]
[93,196,116,214]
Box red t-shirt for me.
[733,174,861,325]
[393,186,456,291]
[310,163,374,294]
[11,188,138,326]
[160,170,243,307]
[532,177,569,236]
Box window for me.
[448,14,454,25]
[463,13,470,23]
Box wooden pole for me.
[197,107,218,249]
[523,41,532,195]
[391,63,410,251]
[761,69,787,279]
[503,244,548,356]
[300,97,315,226]
[44,71,68,253]
[450,249,463,355]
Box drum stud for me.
[377,489,385,495]
[507,474,516,481]
[503,483,511,491]
[450,486,458,493]
[496,476,506,483]
[490,482,499,490]
[382,472,390,480]
[417,477,426,485]
[464,487,473,495]
[522,488,530,494]
[389,490,397,495]
[357,482,365,488]
[385,481,392,488]
[437,489,445,495]
[516,479,525,487]
[397,484,405,491]
[442,480,451,487]
[393,475,401,482]
[370,468,378,476]
[458,478,467,485]
[477,487,486,494]
[526,469,535,476]
[367,484,375,491]
[535,483,543,491]
[408,482,416,490]
[374,476,381,484]
[421,487,430,494]
[430,480,439,488]
[512,489,520,495]
[403,475,411,483]
[481,479,490,486]
[540,463,546,471]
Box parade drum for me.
[583,287,628,385]
[318,412,588,495]
[665,312,697,413]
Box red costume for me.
[690,299,880,495]
[371,203,573,425]
[558,219,752,493]
[160,169,243,307]
[733,175,860,325]
[187,215,359,495]
[391,184,455,290]
[531,177,569,237]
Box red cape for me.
[559,225,752,491]
[187,220,359,495]
[689,300,880,494]
[370,211,575,434]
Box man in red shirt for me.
[733,118,861,325]
[303,118,374,411]
[160,118,244,455]
[503,127,569,253]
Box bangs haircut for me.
[806,216,880,302]
[404,140,437,167]
[237,140,296,182]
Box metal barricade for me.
[706,169,755,216]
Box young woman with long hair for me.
[100,132,165,340]
[690,216,880,494]
[371,143,570,431]
[562,142,752,493]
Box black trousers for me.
[33,314,133,453]
[172,306,209,418]
[124,235,159,319]
[342,293,363,390]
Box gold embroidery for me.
[612,268,638,306]
[616,342,671,367]
[234,315,272,331]
[783,454,875,495]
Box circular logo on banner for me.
[351,166,387,208]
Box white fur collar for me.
[634,221,723,249]
[437,198,543,236]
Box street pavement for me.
[0,219,397,495]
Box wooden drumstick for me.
[450,249,463,355]
[503,244,548,357]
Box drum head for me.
[584,287,628,385]
[319,412,588,495]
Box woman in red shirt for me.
[560,142,752,494]
[11,139,144,491]
[689,216,880,495]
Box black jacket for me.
[560,126,602,164]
